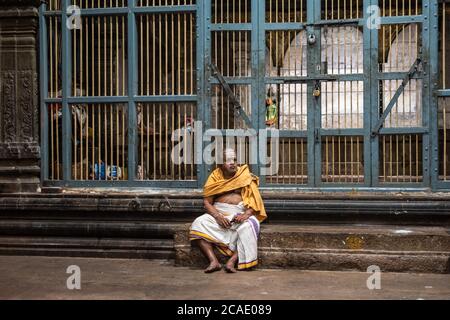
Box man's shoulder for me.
[241,164,255,174]
[241,165,259,181]
[205,167,224,184]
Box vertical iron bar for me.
[40,3,50,182]
[62,0,72,181]
[128,0,137,181]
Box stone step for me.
[257,249,450,274]
[0,236,175,260]
[0,220,183,239]
[175,224,450,274]
[258,225,450,252]
[0,219,181,260]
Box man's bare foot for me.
[224,266,237,273]
[224,261,237,273]
[204,262,222,274]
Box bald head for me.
[221,148,238,178]
[223,148,236,162]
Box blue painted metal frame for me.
[422,0,432,188]
[254,1,315,187]
[365,0,377,188]
[257,0,268,182]
[39,2,49,183]
[39,0,202,188]
[255,0,436,189]
[258,0,370,188]
[310,0,322,188]
[127,0,138,183]
[39,0,444,191]
[203,0,212,183]
[308,1,370,188]
[196,0,205,186]
[315,1,369,188]
[61,0,72,182]
[369,0,380,188]
[202,0,260,179]
[372,58,423,136]
[369,0,430,189]
[433,0,449,189]
[251,0,262,177]
[437,90,450,97]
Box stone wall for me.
[0,0,41,193]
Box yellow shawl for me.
[203,165,267,223]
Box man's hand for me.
[204,197,231,229]
[213,213,232,229]
[233,209,255,224]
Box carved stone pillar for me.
[0,0,41,193]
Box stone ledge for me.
[0,220,184,238]
[0,247,175,260]
[0,236,175,260]
[2,195,450,218]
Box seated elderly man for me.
[190,149,267,273]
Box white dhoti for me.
[190,202,261,270]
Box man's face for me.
[222,155,237,176]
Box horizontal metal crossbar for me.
[44,5,197,16]
[306,19,361,27]
[437,90,450,97]
[282,76,339,83]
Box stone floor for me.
[0,255,449,300]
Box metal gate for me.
[40,0,202,188]
[204,0,435,189]
[39,0,442,190]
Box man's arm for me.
[204,196,231,229]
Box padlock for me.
[313,81,321,97]
[313,87,321,97]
